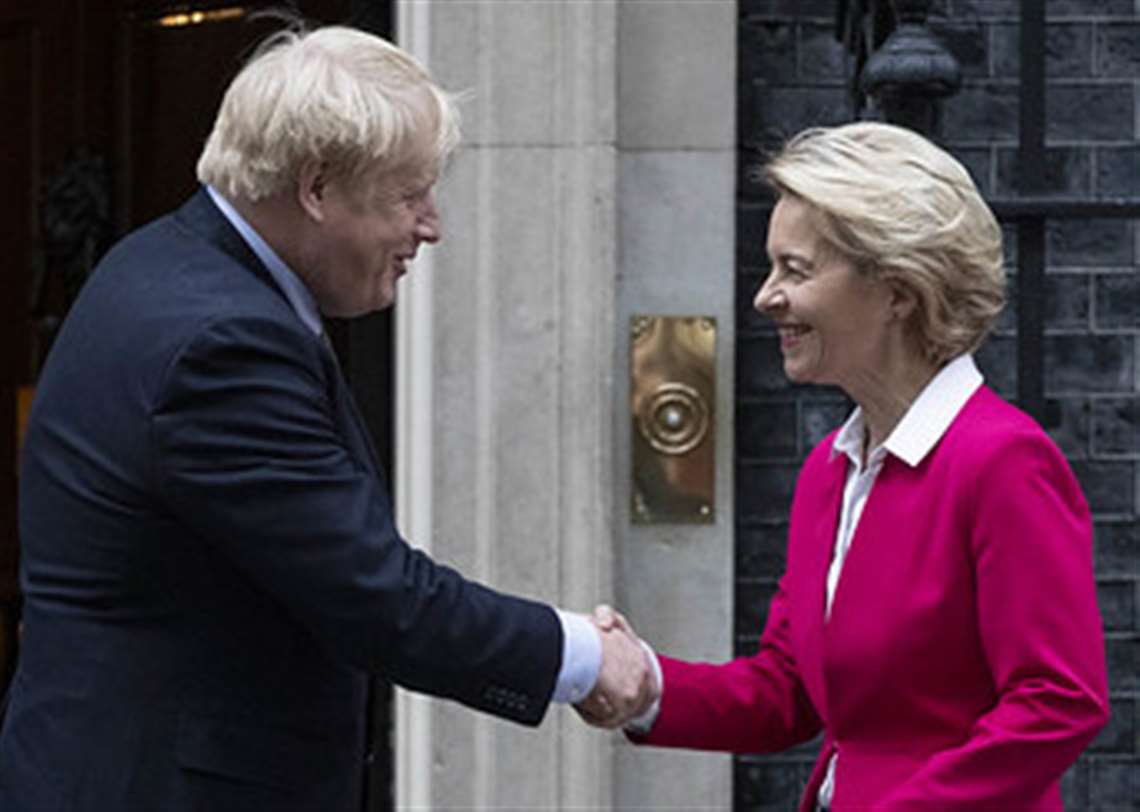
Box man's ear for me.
[887,281,918,323]
[297,160,328,223]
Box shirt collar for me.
[206,185,324,337]
[830,354,984,468]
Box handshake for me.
[573,605,660,730]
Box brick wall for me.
[734,1,1139,808]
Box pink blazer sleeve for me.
[631,579,822,754]
[878,430,1109,808]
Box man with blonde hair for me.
[0,25,654,811]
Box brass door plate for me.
[631,316,715,524]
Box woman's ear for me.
[297,160,328,223]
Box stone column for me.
[394,1,736,808]
[614,1,736,809]
[395,1,619,808]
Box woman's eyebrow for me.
[769,249,814,267]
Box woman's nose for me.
[753,273,782,314]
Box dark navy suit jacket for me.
[0,189,561,811]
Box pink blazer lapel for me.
[792,448,848,721]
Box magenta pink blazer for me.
[635,387,1109,810]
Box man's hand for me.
[573,605,658,728]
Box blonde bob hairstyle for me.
[197,25,460,202]
[764,122,1005,366]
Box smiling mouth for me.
[776,324,810,350]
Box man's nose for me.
[416,195,441,244]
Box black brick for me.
[975,334,1018,396]
[1096,146,1140,197]
[738,272,769,334]
[951,0,1020,18]
[801,22,847,81]
[738,462,801,523]
[1044,335,1133,394]
[1096,274,1140,330]
[1098,579,1138,632]
[1001,224,1019,268]
[1048,84,1135,141]
[1048,0,1134,13]
[738,203,773,267]
[1105,634,1139,690]
[1094,520,1139,575]
[996,278,1018,333]
[738,336,793,396]
[1046,273,1092,331]
[1092,398,1140,457]
[992,23,1095,78]
[735,758,814,809]
[1048,219,1134,267]
[736,578,779,638]
[739,401,798,459]
[736,636,761,657]
[735,522,789,579]
[1089,758,1140,809]
[931,22,990,79]
[1071,460,1136,514]
[802,399,849,452]
[995,146,1091,198]
[739,0,833,18]
[1096,22,1140,78]
[942,84,1019,141]
[1090,696,1136,755]
[740,20,797,85]
[953,147,994,196]
[1046,397,1092,460]
[743,86,852,148]
[738,148,780,204]
[1061,760,1090,811]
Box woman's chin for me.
[783,361,810,384]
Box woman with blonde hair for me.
[609,122,1109,811]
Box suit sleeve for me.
[149,314,561,725]
[879,431,1109,808]
[630,577,822,753]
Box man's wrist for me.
[552,609,602,704]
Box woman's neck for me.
[845,353,942,457]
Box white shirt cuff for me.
[623,639,663,734]
[551,610,602,704]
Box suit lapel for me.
[316,340,384,480]
[796,450,848,720]
[176,189,386,481]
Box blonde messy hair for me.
[764,122,1005,365]
[197,25,460,201]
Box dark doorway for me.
[0,2,397,809]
